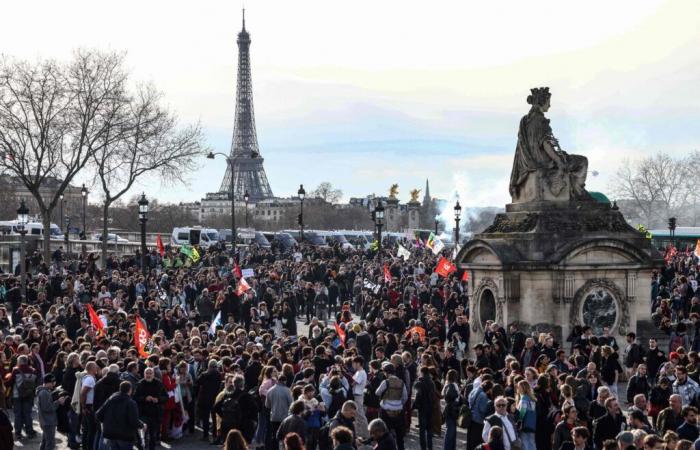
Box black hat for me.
[44,374,56,383]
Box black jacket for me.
[196,369,222,408]
[94,372,121,411]
[626,374,650,404]
[593,412,626,449]
[96,392,141,442]
[413,375,436,413]
[134,378,167,419]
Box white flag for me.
[208,311,222,336]
[431,237,445,255]
[397,244,411,260]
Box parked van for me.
[341,230,373,250]
[171,227,220,248]
[319,231,354,250]
[283,229,327,247]
[0,220,62,239]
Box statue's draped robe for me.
[509,108,588,199]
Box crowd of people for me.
[0,237,698,450]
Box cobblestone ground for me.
[17,318,543,449]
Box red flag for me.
[334,323,346,345]
[87,304,105,336]
[134,315,151,358]
[233,259,242,278]
[156,235,165,257]
[665,244,677,263]
[383,264,392,283]
[435,257,457,278]
[236,277,251,296]
[461,271,469,282]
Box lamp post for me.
[298,184,306,242]
[64,216,71,256]
[138,193,149,276]
[668,217,677,248]
[17,200,29,299]
[81,184,88,237]
[59,193,64,230]
[434,216,439,235]
[454,200,462,245]
[207,152,236,252]
[244,190,250,228]
[374,201,385,255]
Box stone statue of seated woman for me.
[509,87,589,204]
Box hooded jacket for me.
[96,392,141,442]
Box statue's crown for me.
[527,87,551,106]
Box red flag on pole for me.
[435,257,457,278]
[383,264,392,283]
[134,316,151,358]
[236,277,251,296]
[233,259,243,278]
[156,235,165,257]
[87,304,105,336]
[461,271,469,282]
[334,323,346,345]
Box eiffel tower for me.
[219,10,274,201]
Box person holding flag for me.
[134,316,152,358]
[87,304,105,337]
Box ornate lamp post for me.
[434,216,439,235]
[298,184,306,242]
[374,201,385,254]
[207,151,236,252]
[138,193,149,276]
[668,217,677,248]
[244,190,250,228]
[17,200,29,299]
[64,216,71,255]
[454,200,462,245]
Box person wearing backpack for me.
[413,366,437,450]
[214,374,258,445]
[442,369,461,450]
[4,354,38,441]
[302,384,326,450]
[374,363,408,450]
[515,380,537,450]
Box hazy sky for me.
[2,0,699,210]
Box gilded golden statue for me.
[409,189,421,202]
[389,184,399,199]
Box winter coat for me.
[96,392,141,442]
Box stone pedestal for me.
[456,200,662,344]
[407,200,421,230]
[384,198,400,232]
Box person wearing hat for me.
[37,373,67,450]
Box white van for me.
[0,220,62,239]
[171,227,220,248]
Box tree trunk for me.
[101,203,110,269]
[42,211,52,265]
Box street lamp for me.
[138,193,149,276]
[668,217,677,248]
[434,216,439,235]
[59,193,64,230]
[16,200,29,299]
[374,200,385,254]
[64,216,71,256]
[81,184,88,238]
[298,184,306,242]
[454,200,462,245]
[207,151,236,252]
[244,190,250,228]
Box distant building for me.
[178,201,201,223]
[0,176,85,226]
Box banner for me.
[383,264,392,283]
[397,244,411,260]
[435,257,457,277]
[334,323,346,346]
[232,259,242,278]
[135,316,151,358]
[241,268,255,278]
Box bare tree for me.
[311,182,343,204]
[611,153,692,228]
[91,83,206,265]
[0,50,129,262]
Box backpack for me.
[457,403,472,428]
[670,334,684,352]
[328,389,346,419]
[16,371,37,399]
[220,392,242,425]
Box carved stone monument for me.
[456,88,662,343]
[407,189,422,230]
[385,184,401,232]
